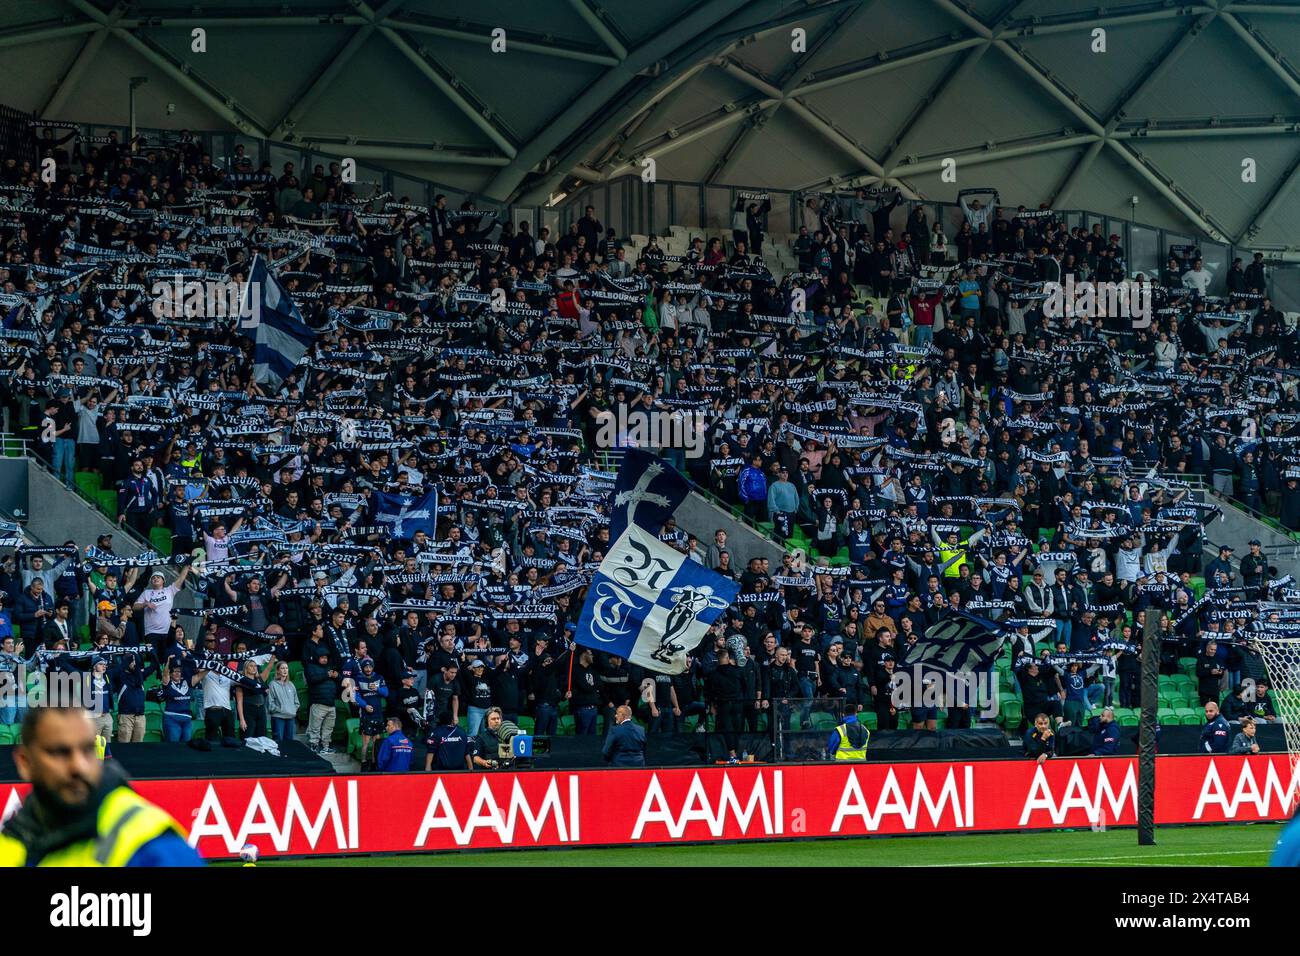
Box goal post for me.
[1249,635,1300,789]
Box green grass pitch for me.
[253,823,1283,867]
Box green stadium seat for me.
[0,724,18,744]
[143,730,162,743]
[96,489,118,519]
[516,716,535,733]
[346,718,362,756]
[150,527,173,556]
[860,711,877,730]
[998,700,1022,728]
[75,471,101,498]
[1117,712,1140,728]
[810,712,838,730]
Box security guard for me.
[827,711,869,761]
[0,706,203,866]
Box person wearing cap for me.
[354,657,388,769]
[83,654,115,742]
[110,646,154,743]
[1204,545,1236,587]
[132,563,191,655]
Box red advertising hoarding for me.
[2,754,1295,860]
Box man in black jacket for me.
[707,647,745,762]
[1196,640,1226,705]
[764,646,800,736]
[602,705,646,767]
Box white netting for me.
[1251,637,1300,782]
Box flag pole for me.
[1137,606,1162,845]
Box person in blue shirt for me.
[1200,700,1232,753]
[1091,708,1121,755]
[1062,661,1089,725]
[376,716,413,772]
[1272,811,1300,867]
[424,710,475,771]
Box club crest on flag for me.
[575,451,738,673]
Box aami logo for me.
[1194,758,1300,820]
[831,766,974,833]
[1,786,22,824]
[1019,762,1137,827]
[188,781,359,855]
[632,771,784,839]
[415,775,579,847]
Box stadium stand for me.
[0,108,1296,769]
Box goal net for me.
[1251,636,1300,797]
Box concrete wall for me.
[675,492,786,570]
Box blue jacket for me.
[14,590,53,632]
[602,719,646,767]
[738,466,767,504]
[377,730,413,772]
[1092,719,1121,755]
[1201,714,1232,753]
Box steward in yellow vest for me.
[0,707,202,867]
[829,713,870,760]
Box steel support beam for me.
[487,0,799,201]
[565,0,627,61]
[377,26,517,158]
[1001,5,1215,38]
[1114,122,1300,139]
[111,28,270,137]
[1050,138,1104,207]
[893,133,1099,176]
[1105,139,1230,241]
[298,141,510,165]
[709,2,861,184]
[1220,12,1300,101]
[604,102,771,178]
[383,15,618,66]
[794,37,984,96]
[42,28,109,118]
[271,0,411,140]
[1235,145,1300,243]
[993,39,1105,136]
[881,43,989,173]
[0,20,100,49]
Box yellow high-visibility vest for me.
[0,786,184,867]
[833,722,869,760]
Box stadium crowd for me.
[0,123,1295,767]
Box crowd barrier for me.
[1,754,1293,860]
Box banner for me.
[0,754,1291,860]
[575,449,738,672]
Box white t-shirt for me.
[139,583,178,635]
[203,668,233,710]
[203,532,230,563]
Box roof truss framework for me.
[0,0,1298,243]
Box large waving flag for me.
[575,450,738,673]
[241,254,316,388]
[371,489,439,540]
[899,610,1006,674]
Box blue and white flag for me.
[241,255,316,388]
[899,610,1006,674]
[370,489,439,540]
[575,450,738,673]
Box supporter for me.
[1201,700,1232,753]
[1,131,1296,763]
[266,660,300,742]
[1229,716,1261,755]
[1023,712,1055,764]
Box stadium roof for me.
[5,0,1300,247]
